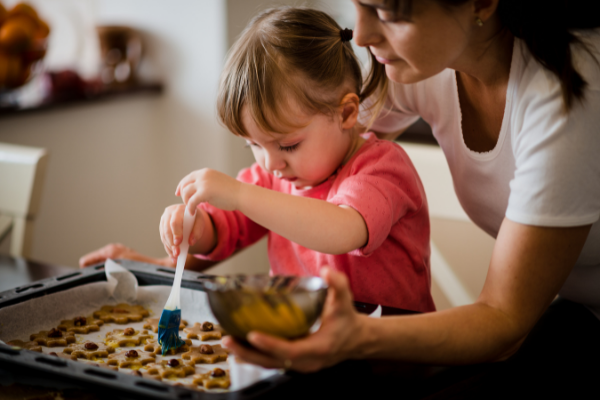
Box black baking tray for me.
[0,260,414,400]
[0,260,292,399]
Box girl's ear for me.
[340,93,360,130]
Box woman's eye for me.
[279,143,300,152]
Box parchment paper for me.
[0,260,279,391]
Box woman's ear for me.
[473,0,500,24]
[340,93,360,130]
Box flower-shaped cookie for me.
[58,316,104,334]
[143,317,188,333]
[89,362,118,371]
[7,340,42,352]
[183,321,224,341]
[182,344,228,365]
[30,328,75,347]
[192,368,230,389]
[143,338,192,355]
[93,304,149,324]
[144,359,195,379]
[48,351,77,361]
[106,328,152,347]
[130,369,161,381]
[107,349,155,369]
[64,341,115,360]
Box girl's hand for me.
[78,243,174,268]
[222,267,367,373]
[176,168,242,215]
[159,204,206,260]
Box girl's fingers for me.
[190,211,203,246]
[169,208,183,247]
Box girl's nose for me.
[353,5,380,48]
[264,151,286,173]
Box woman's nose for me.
[353,5,380,48]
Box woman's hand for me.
[176,168,242,215]
[223,267,368,373]
[78,243,173,268]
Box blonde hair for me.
[218,7,369,136]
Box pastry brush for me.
[158,207,195,355]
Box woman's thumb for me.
[320,266,352,304]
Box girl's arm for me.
[223,218,591,371]
[78,243,218,271]
[237,183,367,255]
[177,168,368,255]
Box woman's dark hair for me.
[364,0,600,113]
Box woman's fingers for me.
[222,337,286,369]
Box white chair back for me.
[0,142,48,258]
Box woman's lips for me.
[375,55,394,64]
[283,177,297,182]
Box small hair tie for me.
[340,28,353,42]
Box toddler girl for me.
[160,7,435,312]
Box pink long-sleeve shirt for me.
[197,133,435,312]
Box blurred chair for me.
[0,142,48,258]
[401,143,483,308]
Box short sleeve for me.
[195,164,270,261]
[328,140,426,256]
[507,61,600,226]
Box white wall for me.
[0,0,239,269]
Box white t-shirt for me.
[367,33,600,317]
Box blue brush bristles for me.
[158,308,185,355]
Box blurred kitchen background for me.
[0,0,493,311]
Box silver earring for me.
[475,17,484,27]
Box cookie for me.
[89,362,118,371]
[57,316,104,334]
[64,341,115,360]
[106,328,152,347]
[143,338,192,355]
[181,344,228,365]
[107,349,155,369]
[6,340,42,352]
[192,368,230,389]
[48,351,76,361]
[130,369,161,381]
[145,359,195,379]
[93,304,150,324]
[143,318,188,333]
[30,328,76,347]
[183,322,224,341]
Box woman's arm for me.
[224,218,591,371]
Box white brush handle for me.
[165,207,195,310]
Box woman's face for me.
[352,0,475,84]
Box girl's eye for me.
[245,141,260,148]
[279,143,300,152]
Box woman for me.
[81,0,600,395]
[220,0,600,396]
